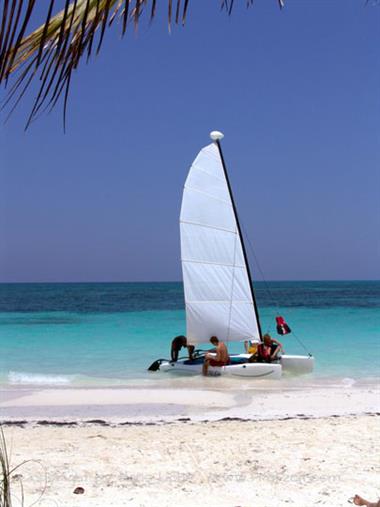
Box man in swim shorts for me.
[202,336,229,376]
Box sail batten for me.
[180,220,237,234]
[182,259,245,268]
[184,185,232,205]
[180,141,261,346]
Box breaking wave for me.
[8,371,73,386]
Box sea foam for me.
[341,377,357,387]
[8,371,72,386]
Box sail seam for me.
[204,145,221,161]
[191,163,226,183]
[182,259,245,269]
[184,185,231,205]
[180,220,236,234]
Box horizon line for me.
[0,279,379,285]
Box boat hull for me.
[158,353,314,378]
[159,356,282,379]
[280,354,314,375]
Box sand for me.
[1,382,380,506]
[1,381,379,422]
[2,415,379,507]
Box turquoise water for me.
[0,282,379,386]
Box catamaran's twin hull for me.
[159,354,314,378]
[280,354,315,375]
[160,360,281,378]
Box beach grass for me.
[0,427,12,507]
[0,426,45,507]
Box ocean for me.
[0,281,379,387]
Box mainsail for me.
[180,136,262,346]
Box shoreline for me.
[1,383,379,424]
[1,412,379,428]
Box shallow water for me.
[0,281,379,387]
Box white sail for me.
[180,141,261,346]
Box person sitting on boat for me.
[257,334,283,362]
[202,336,229,376]
[170,335,194,362]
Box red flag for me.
[276,316,291,335]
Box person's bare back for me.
[216,341,228,363]
[202,336,230,375]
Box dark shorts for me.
[209,359,228,367]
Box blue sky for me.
[1,0,379,282]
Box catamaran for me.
[154,131,314,378]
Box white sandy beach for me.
[1,383,380,506]
[2,415,379,507]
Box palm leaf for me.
[0,1,285,129]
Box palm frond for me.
[0,1,284,129]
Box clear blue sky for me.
[1,0,379,282]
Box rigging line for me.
[239,221,280,311]
[239,222,312,355]
[289,330,312,356]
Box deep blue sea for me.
[0,281,379,387]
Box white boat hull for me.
[280,354,314,375]
[158,353,313,378]
[159,355,281,379]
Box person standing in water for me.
[170,335,194,362]
[202,336,229,376]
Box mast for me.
[210,131,263,342]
